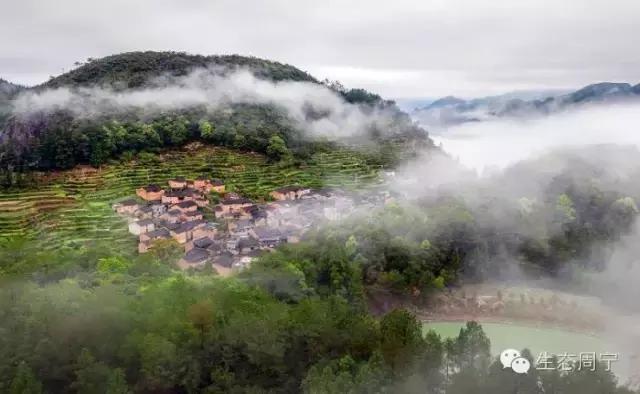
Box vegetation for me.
[0,145,387,272]
[0,51,431,175]
[0,264,633,393]
[44,51,318,89]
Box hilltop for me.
[42,51,318,89]
[0,51,431,177]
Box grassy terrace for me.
[0,146,384,252]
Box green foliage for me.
[379,309,424,371]
[97,256,131,275]
[9,362,42,394]
[198,119,215,140]
[1,51,430,174]
[266,134,291,161]
[556,193,577,223]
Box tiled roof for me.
[184,248,209,263]
[142,184,162,192]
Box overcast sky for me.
[2,0,639,99]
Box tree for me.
[105,369,131,394]
[97,256,131,275]
[556,193,576,223]
[10,362,42,394]
[266,135,290,161]
[73,349,113,394]
[198,120,215,140]
[379,309,424,372]
[450,321,491,371]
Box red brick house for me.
[168,177,187,189]
[136,185,164,201]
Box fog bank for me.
[11,67,408,141]
[432,103,640,173]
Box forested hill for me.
[0,51,431,176]
[0,78,23,127]
[42,51,318,89]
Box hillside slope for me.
[0,51,431,176]
[0,78,23,126]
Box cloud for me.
[432,103,640,173]
[11,67,407,141]
[2,0,640,96]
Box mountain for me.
[42,51,318,89]
[413,83,640,129]
[0,51,431,173]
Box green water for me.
[423,321,610,358]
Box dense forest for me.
[1,237,635,393]
[0,52,430,179]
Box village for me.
[113,176,390,276]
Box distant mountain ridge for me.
[413,82,640,129]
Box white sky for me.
[2,0,640,98]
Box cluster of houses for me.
[113,177,383,276]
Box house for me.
[134,205,154,220]
[139,228,170,243]
[206,241,224,255]
[178,247,210,270]
[194,176,224,193]
[136,184,164,201]
[194,236,215,249]
[138,228,171,253]
[192,222,217,241]
[161,209,182,224]
[185,235,218,253]
[194,198,209,208]
[229,219,253,236]
[217,197,254,217]
[128,219,155,235]
[237,236,260,254]
[172,200,198,213]
[162,190,184,205]
[193,176,209,190]
[212,252,235,277]
[183,210,204,222]
[269,186,312,201]
[150,203,167,217]
[170,220,206,244]
[182,189,202,202]
[250,227,287,248]
[114,199,140,215]
[168,177,187,189]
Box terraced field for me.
[0,145,384,252]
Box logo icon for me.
[511,357,531,374]
[500,349,521,369]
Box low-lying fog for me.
[431,103,640,173]
[408,102,640,382]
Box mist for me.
[431,103,640,173]
[10,67,407,141]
